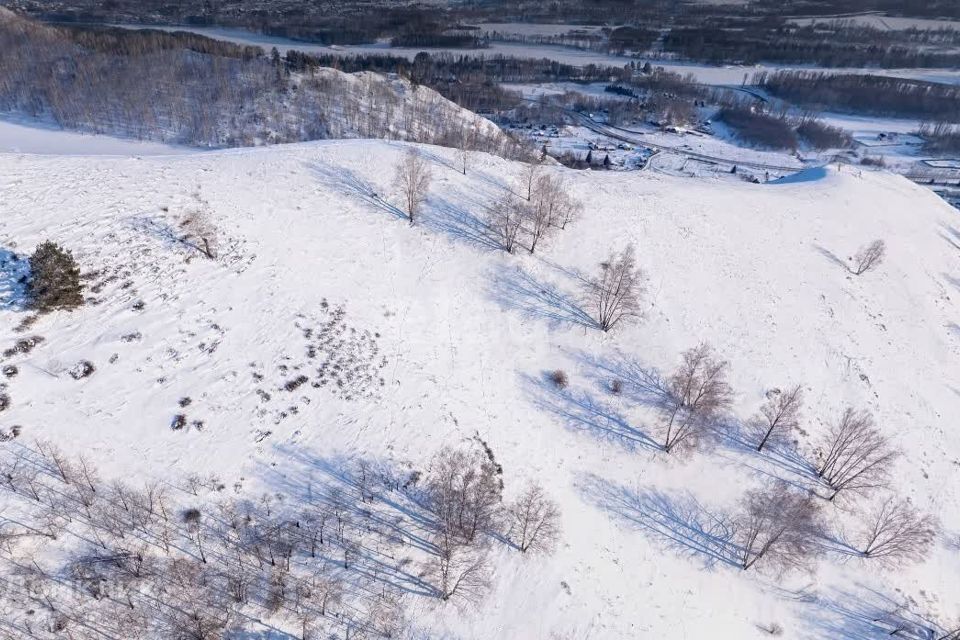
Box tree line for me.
[0,11,534,159]
[756,71,960,122]
[0,437,561,638]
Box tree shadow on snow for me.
[781,584,949,640]
[487,263,599,330]
[523,372,661,453]
[571,349,674,412]
[578,473,740,569]
[939,222,960,252]
[254,444,442,599]
[812,243,850,272]
[420,196,503,252]
[308,161,407,221]
[707,414,821,493]
[0,248,30,311]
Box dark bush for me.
[797,119,852,150]
[27,242,83,312]
[717,107,798,150]
[68,361,96,380]
[548,370,569,389]
[0,393,9,412]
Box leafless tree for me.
[815,407,898,500]
[525,174,580,253]
[486,193,526,254]
[457,123,479,175]
[736,483,823,571]
[583,245,643,332]
[427,535,491,603]
[754,384,804,452]
[519,161,542,202]
[852,239,886,275]
[524,177,559,254]
[394,147,432,224]
[660,343,733,454]
[855,496,939,564]
[506,483,561,554]
[425,446,503,544]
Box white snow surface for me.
[1,140,959,638]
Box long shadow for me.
[523,373,661,453]
[571,349,673,411]
[0,248,30,311]
[783,584,950,640]
[709,416,821,492]
[255,444,443,598]
[488,263,599,330]
[812,243,850,272]
[579,473,740,569]
[308,161,407,221]
[940,222,960,252]
[421,196,503,252]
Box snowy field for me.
[0,118,196,156]
[1,137,959,638]
[789,14,960,31]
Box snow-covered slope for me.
[0,142,958,638]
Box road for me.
[565,109,804,173]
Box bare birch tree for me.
[583,245,643,332]
[394,147,432,224]
[426,446,503,544]
[736,483,822,571]
[487,193,526,254]
[815,407,897,500]
[506,483,561,554]
[457,123,479,175]
[754,384,804,452]
[855,496,939,564]
[427,534,491,603]
[660,343,733,454]
[852,239,886,275]
[519,161,541,202]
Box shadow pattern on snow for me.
[488,264,598,330]
[522,372,661,453]
[256,444,445,599]
[578,473,740,569]
[420,196,502,252]
[0,248,30,311]
[782,584,952,640]
[308,161,407,221]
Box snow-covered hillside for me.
[0,141,958,638]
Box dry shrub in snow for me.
[506,483,561,554]
[394,147,432,224]
[856,496,939,565]
[660,343,733,454]
[735,483,822,571]
[27,241,83,312]
[815,407,897,501]
[548,369,569,390]
[583,244,643,332]
[852,239,886,275]
[754,384,804,452]
[180,209,218,259]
